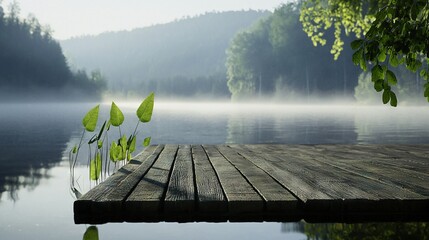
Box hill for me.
[61,10,270,99]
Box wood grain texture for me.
[164,145,196,216]
[74,145,164,218]
[203,145,264,214]
[124,145,179,217]
[192,145,227,213]
[220,145,298,212]
[75,144,429,224]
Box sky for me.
[2,0,289,40]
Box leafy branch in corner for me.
[300,0,429,106]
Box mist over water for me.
[0,101,428,239]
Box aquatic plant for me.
[69,92,154,190]
[83,226,99,240]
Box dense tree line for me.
[0,1,106,101]
[61,10,269,99]
[226,2,361,100]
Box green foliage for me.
[226,2,360,100]
[70,93,155,184]
[300,0,429,105]
[109,102,124,127]
[137,92,155,123]
[300,0,374,60]
[82,105,100,132]
[83,226,99,240]
[143,137,151,147]
[90,153,102,180]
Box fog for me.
[1,1,426,105]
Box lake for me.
[0,102,428,239]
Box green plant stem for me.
[132,120,140,137]
[71,130,86,188]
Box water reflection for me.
[1,102,429,240]
[3,103,429,202]
[0,103,86,201]
[354,106,429,144]
[226,105,358,144]
[81,221,429,240]
[304,222,429,240]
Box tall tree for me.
[0,1,106,100]
[226,2,360,100]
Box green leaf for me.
[374,80,384,92]
[110,102,124,127]
[350,39,364,50]
[359,56,367,71]
[382,89,390,104]
[378,51,386,62]
[120,135,127,151]
[110,142,119,161]
[424,87,429,97]
[96,121,107,140]
[72,145,77,154]
[90,153,102,180]
[386,70,397,85]
[110,141,123,162]
[129,136,136,153]
[420,69,427,78]
[389,54,400,67]
[371,65,384,81]
[143,137,151,147]
[82,105,99,132]
[83,226,99,240]
[97,140,103,149]
[390,91,397,107]
[106,120,111,131]
[352,49,363,65]
[406,58,422,72]
[116,145,124,160]
[88,134,97,144]
[137,92,155,123]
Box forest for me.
[3,0,425,103]
[0,1,106,101]
[226,3,360,100]
[226,2,425,103]
[61,10,270,99]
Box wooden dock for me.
[74,144,429,224]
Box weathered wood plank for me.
[301,146,429,196]
[233,145,334,202]
[262,144,429,221]
[269,144,429,195]
[164,145,195,217]
[264,144,426,200]
[124,145,178,219]
[74,145,164,221]
[192,145,227,213]
[75,144,429,224]
[219,145,298,212]
[203,145,264,215]
[315,145,429,174]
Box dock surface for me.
[74,144,429,224]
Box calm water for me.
[1,102,429,240]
